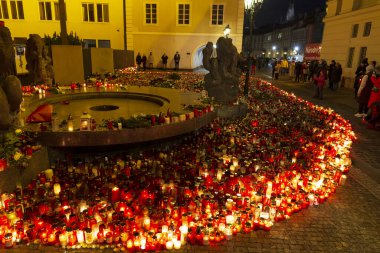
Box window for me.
[39,1,52,20]
[358,47,367,66]
[178,3,190,25]
[336,0,342,15]
[98,40,110,48]
[145,3,157,24]
[0,0,9,19]
[82,3,95,22]
[278,32,282,39]
[83,39,96,48]
[54,2,60,20]
[211,4,223,25]
[363,22,371,37]
[347,47,355,68]
[351,24,359,38]
[97,3,109,22]
[267,35,271,41]
[10,0,23,19]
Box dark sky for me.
[255,0,326,27]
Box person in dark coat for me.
[294,61,302,82]
[356,69,374,116]
[142,54,147,71]
[331,62,342,90]
[174,52,180,71]
[328,60,336,89]
[136,53,142,71]
[161,53,168,70]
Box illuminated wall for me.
[321,0,380,87]
[126,0,244,69]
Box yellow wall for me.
[127,0,244,69]
[2,0,124,48]
[321,0,380,87]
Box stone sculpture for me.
[203,37,242,105]
[25,34,54,85]
[0,26,22,130]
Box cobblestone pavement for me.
[1,69,380,253]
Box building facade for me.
[125,0,244,69]
[321,0,380,87]
[1,0,244,73]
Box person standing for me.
[148,52,154,69]
[136,53,142,71]
[328,60,336,89]
[313,61,327,99]
[161,53,168,70]
[294,61,302,82]
[174,51,180,71]
[356,67,375,117]
[331,62,343,90]
[142,54,147,71]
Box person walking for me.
[142,54,147,71]
[294,61,302,82]
[328,60,336,89]
[148,52,154,69]
[302,61,308,82]
[136,53,142,71]
[161,53,168,70]
[174,51,180,71]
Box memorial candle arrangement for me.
[0,79,355,251]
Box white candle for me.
[165,241,173,250]
[173,240,181,249]
[77,230,84,244]
[53,183,61,196]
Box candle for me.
[166,241,174,250]
[4,233,13,248]
[339,175,347,185]
[77,230,84,244]
[143,216,150,230]
[179,225,188,245]
[59,233,68,247]
[203,235,209,245]
[111,186,120,203]
[53,183,61,196]
[226,215,234,225]
[0,158,7,172]
[45,169,54,181]
[173,240,181,249]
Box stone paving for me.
[1,69,380,252]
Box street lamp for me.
[244,0,263,97]
[224,24,231,38]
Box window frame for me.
[363,22,371,37]
[39,1,53,20]
[358,47,367,66]
[96,3,109,22]
[144,2,158,25]
[10,0,24,19]
[82,3,95,22]
[177,3,190,26]
[351,24,359,38]
[347,47,355,68]
[0,0,9,19]
[210,4,224,26]
[98,39,111,48]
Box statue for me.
[0,26,23,130]
[25,34,54,85]
[203,37,242,105]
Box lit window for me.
[178,3,190,25]
[82,3,95,22]
[39,1,52,20]
[211,4,223,25]
[10,0,23,19]
[351,24,358,38]
[0,0,9,19]
[278,33,282,39]
[145,3,157,24]
[347,47,355,68]
[267,35,271,41]
[363,22,371,37]
[97,3,109,22]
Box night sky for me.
[255,0,326,27]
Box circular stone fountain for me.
[22,86,216,147]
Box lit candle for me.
[77,230,84,244]
[226,214,235,225]
[53,183,61,196]
[59,233,68,247]
[339,175,347,185]
[45,169,53,181]
[166,241,173,250]
[203,235,209,245]
[179,225,188,245]
[173,239,181,249]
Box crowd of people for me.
[135,52,181,71]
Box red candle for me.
[0,158,7,171]
[110,186,120,203]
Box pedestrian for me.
[274,61,281,80]
[289,58,296,79]
[331,62,342,90]
[161,53,168,70]
[174,51,180,71]
[148,52,154,69]
[271,59,277,78]
[328,60,336,89]
[312,61,327,99]
[356,66,375,117]
[294,61,302,82]
[136,52,142,71]
[142,54,147,71]
[302,61,308,82]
